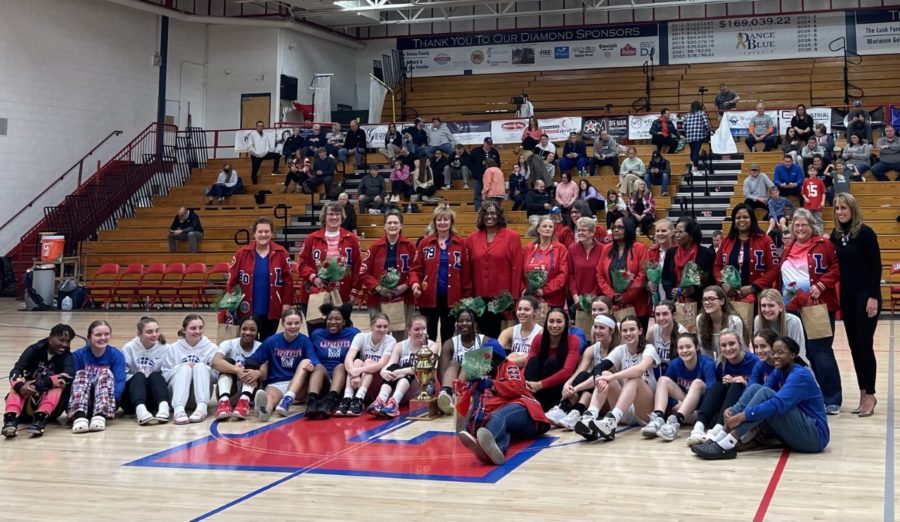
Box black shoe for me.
[2,416,18,438]
[693,440,737,460]
[320,393,339,418]
[348,397,363,417]
[305,395,322,420]
[28,412,48,437]
[335,397,352,417]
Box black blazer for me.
[661,245,715,300]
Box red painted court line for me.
[754,449,792,522]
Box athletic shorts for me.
[266,381,290,395]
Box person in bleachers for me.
[304,123,327,157]
[481,158,506,206]
[745,102,778,152]
[578,178,604,214]
[516,93,535,119]
[378,122,403,162]
[167,207,203,253]
[402,118,428,157]
[554,171,578,216]
[846,100,871,143]
[790,104,815,143]
[743,163,773,216]
[871,125,900,181]
[714,83,740,114]
[282,127,305,165]
[590,128,620,176]
[281,158,309,194]
[813,123,835,163]
[521,117,542,151]
[337,192,356,234]
[446,143,471,190]
[711,230,723,254]
[509,163,529,211]
[684,101,712,172]
[842,133,872,177]
[307,147,337,196]
[559,132,588,175]
[649,109,680,153]
[358,164,385,214]
[246,120,281,184]
[619,146,645,195]
[525,178,552,217]
[431,148,449,190]
[339,120,367,172]
[535,133,556,160]
[773,154,803,200]
[644,150,671,197]
[325,123,345,160]
[544,151,558,183]
[627,180,656,238]
[396,145,415,170]
[425,117,455,158]
[800,136,826,172]
[766,185,795,244]
[782,128,802,165]
[469,137,501,211]
[412,158,439,203]
[207,162,243,204]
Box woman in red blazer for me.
[596,216,650,329]
[522,215,570,308]
[411,205,471,343]
[297,202,362,314]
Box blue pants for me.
[870,160,900,181]
[484,404,538,453]
[473,179,483,211]
[688,140,705,168]
[746,134,779,152]
[790,311,842,406]
[643,172,671,194]
[559,156,588,174]
[338,147,366,168]
[590,156,619,176]
[730,384,824,453]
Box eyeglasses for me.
[793,223,811,229]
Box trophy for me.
[414,344,438,401]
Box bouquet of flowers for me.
[611,268,635,294]
[487,291,514,315]
[378,268,401,290]
[783,282,810,309]
[461,347,493,380]
[576,293,596,312]
[526,269,548,293]
[450,297,486,318]
[721,265,742,291]
[317,257,348,285]
[679,261,702,289]
[216,288,244,314]
[643,260,663,305]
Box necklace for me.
[839,231,850,246]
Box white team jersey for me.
[351,332,397,362]
[452,334,486,363]
[511,324,542,354]
[397,339,436,367]
[648,323,688,365]
[606,343,661,390]
[217,338,261,366]
[589,342,606,370]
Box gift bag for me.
[676,301,698,333]
[613,306,636,323]
[801,302,832,340]
[217,322,237,344]
[306,289,342,323]
[574,309,594,334]
[381,300,408,332]
[730,300,755,341]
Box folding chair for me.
[136,263,166,309]
[87,263,120,309]
[176,262,207,308]
[157,262,185,308]
[205,262,231,308]
[113,263,144,308]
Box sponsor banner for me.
[490,119,528,145]
[234,129,277,153]
[855,9,900,55]
[398,24,658,77]
[723,110,780,138]
[777,108,832,135]
[447,121,492,145]
[669,12,845,64]
[490,117,583,144]
[628,114,681,140]
[892,106,900,130]
[581,116,629,140]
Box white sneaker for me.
[410,194,419,203]
[573,410,598,441]
[463,184,469,189]
[155,402,170,423]
[368,208,379,214]
[437,391,454,416]
[658,415,680,441]
[686,422,706,446]
[255,389,271,422]
[591,413,618,441]
[559,410,582,431]
[641,412,663,438]
[442,185,450,190]
[72,418,89,434]
[136,404,155,426]
[545,405,567,426]
[89,416,106,432]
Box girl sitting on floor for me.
[696,285,744,358]
[497,296,543,367]
[437,309,488,415]
[68,320,127,434]
[342,314,397,417]
[307,303,361,418]
[645,300,688,377]
[162,315,218,425]
[368,314,438,418]
[121,317,171,426]
[750,328,779,386]
[524,308,580,411]
[753,288,807,363]
[211,316,261,421]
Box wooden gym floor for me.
[0,299,895,521]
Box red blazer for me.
[456,359,549,431]
[776,236,841,312]
[522,241,570,307]
[596,241,650,316]
[409,234,471,308]
[713,233,780,295]
[358,235,417,308]
[297,227,361,304]
[226,242,294,321]
[466,227,524,300]
[554,223,574,248]
[568,240,606,299]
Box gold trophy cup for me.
[409,344,439,419]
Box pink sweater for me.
[482,167,506,198]
[390,165,409,182]
[555,181,578,208]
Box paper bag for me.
[730,300,755,341]
[574,309,594,334]
[217,322,237,344]
[306,289,342,323]
[381,300,408,332]
[613,306,637,323]
[676,301,698,333]
[801,302,832,340]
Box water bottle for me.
[144,296,151,311]
[61,296,73,311]
[407,202,413,213]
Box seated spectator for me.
[397,145,415,170]
[649,108,680,153]
[791,104,815,143]
[338,193,356,233]
[871,125,900,181]
[481,158,506,205]
[782,128,802,164]
[619,146,645,195]
[813,124,835,163]
[509,164,528,211]
[714,83,740,114]
[846,100,871,143]
[773,154,803,199]
[842,133,872,176]
[766,186,795,240]
[207,163,243,204]
[743,163,774,216]
[281,159,310,194]
[543,151,558,182]
[358,164,385,214]
[590,129,620,176]
[559,132,588,175]
[304,123,327,157]
[446,144,471,189]
[521,117,542,151]
[425,117,455,158]
[555,171,578,213]
[746,103,778,152]
[644,150,671,197]
[339,120,367,172]
[578,178,605,214]
[535,133,557,160]
[282,128,305,164]
[605,189,627,230]
[525,178,551,217]
[378,123,403,162]
[412,158,439,203]
[402,118,428,157]
[684,101,712,170]
[800,136,825,172]
[307,147,337,195]
[627,180,656,237]
[167,207,203,253]
[431,148,449,190]
[245,120,281,185]
[325,123,344,158]
[388,158,411,203]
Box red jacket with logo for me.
[522,241,570,307]
[409,234,471,308]
[226,242,294,321]
[358,235,417,308]
[596,241,650,316]
[776,236,841,312]
[713,233,780,295]
[297,228,361,304]
[455,359,550,433]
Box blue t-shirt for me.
[73,345,127,400]
[750,359,776,385]
[249,332,317,385]
[252,252,270,317]
[664,355,717,392]
[569,327,588,354]
[745,365,829,451]
[715,351,759,381]
[437,244,449,296]
[312,327,361,374]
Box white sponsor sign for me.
[234,129,277,153]
[777,108,832,134]
[669,12,845,64]
[723,110,779,138]
[490,119,528,145]
[490,117,583,144]
[855,9,900,55]
[628,114,681,140]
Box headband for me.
[594,315,617,329]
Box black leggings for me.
[696,382,746,427]
[476,310,504,339]
[256,316,281,342]
[122,372,170,413]
[842,290,879,395]
[524,356,564,410]
[420,293,455,344]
